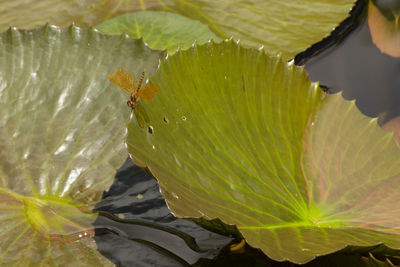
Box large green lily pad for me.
[126,40,400,264]
[0,25,162,265]
[96,11,221,54]
[0,0,356,58]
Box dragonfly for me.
[108,69,160,128]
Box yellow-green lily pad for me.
[126,40,400,264]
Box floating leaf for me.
[0,25,162,265]
[368,0,400,58]
[126,40,400,264]
[0,0,135,32]
[383,116,400,147]
[96,11,221,53]
[0,0,356,58]
[151,0,358,58]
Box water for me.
[300,0,400,122]
[94,159,233,266]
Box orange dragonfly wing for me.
[134,107,145,128]
[134,101,150,128]
[108,69,137,94]
[138,83,160,100]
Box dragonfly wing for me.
[136,101,150,123]
[134,107,145,128]
[108,69,137,94]
[138,84,160,100]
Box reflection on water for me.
[301,1,400,122]
[93,159,233,266]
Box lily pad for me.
[0,0,132,32]
[96,11,221,54]
[0,25,162,265]
[1,0,356,58]
[126,40,400,264]
[368,0,400,58]
[152,0,358,58]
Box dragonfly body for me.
[108,69,160,127]
[127,71,145,109]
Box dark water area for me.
[299,0,400,123]
[93,159,233,266]
[93,1,400,266]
